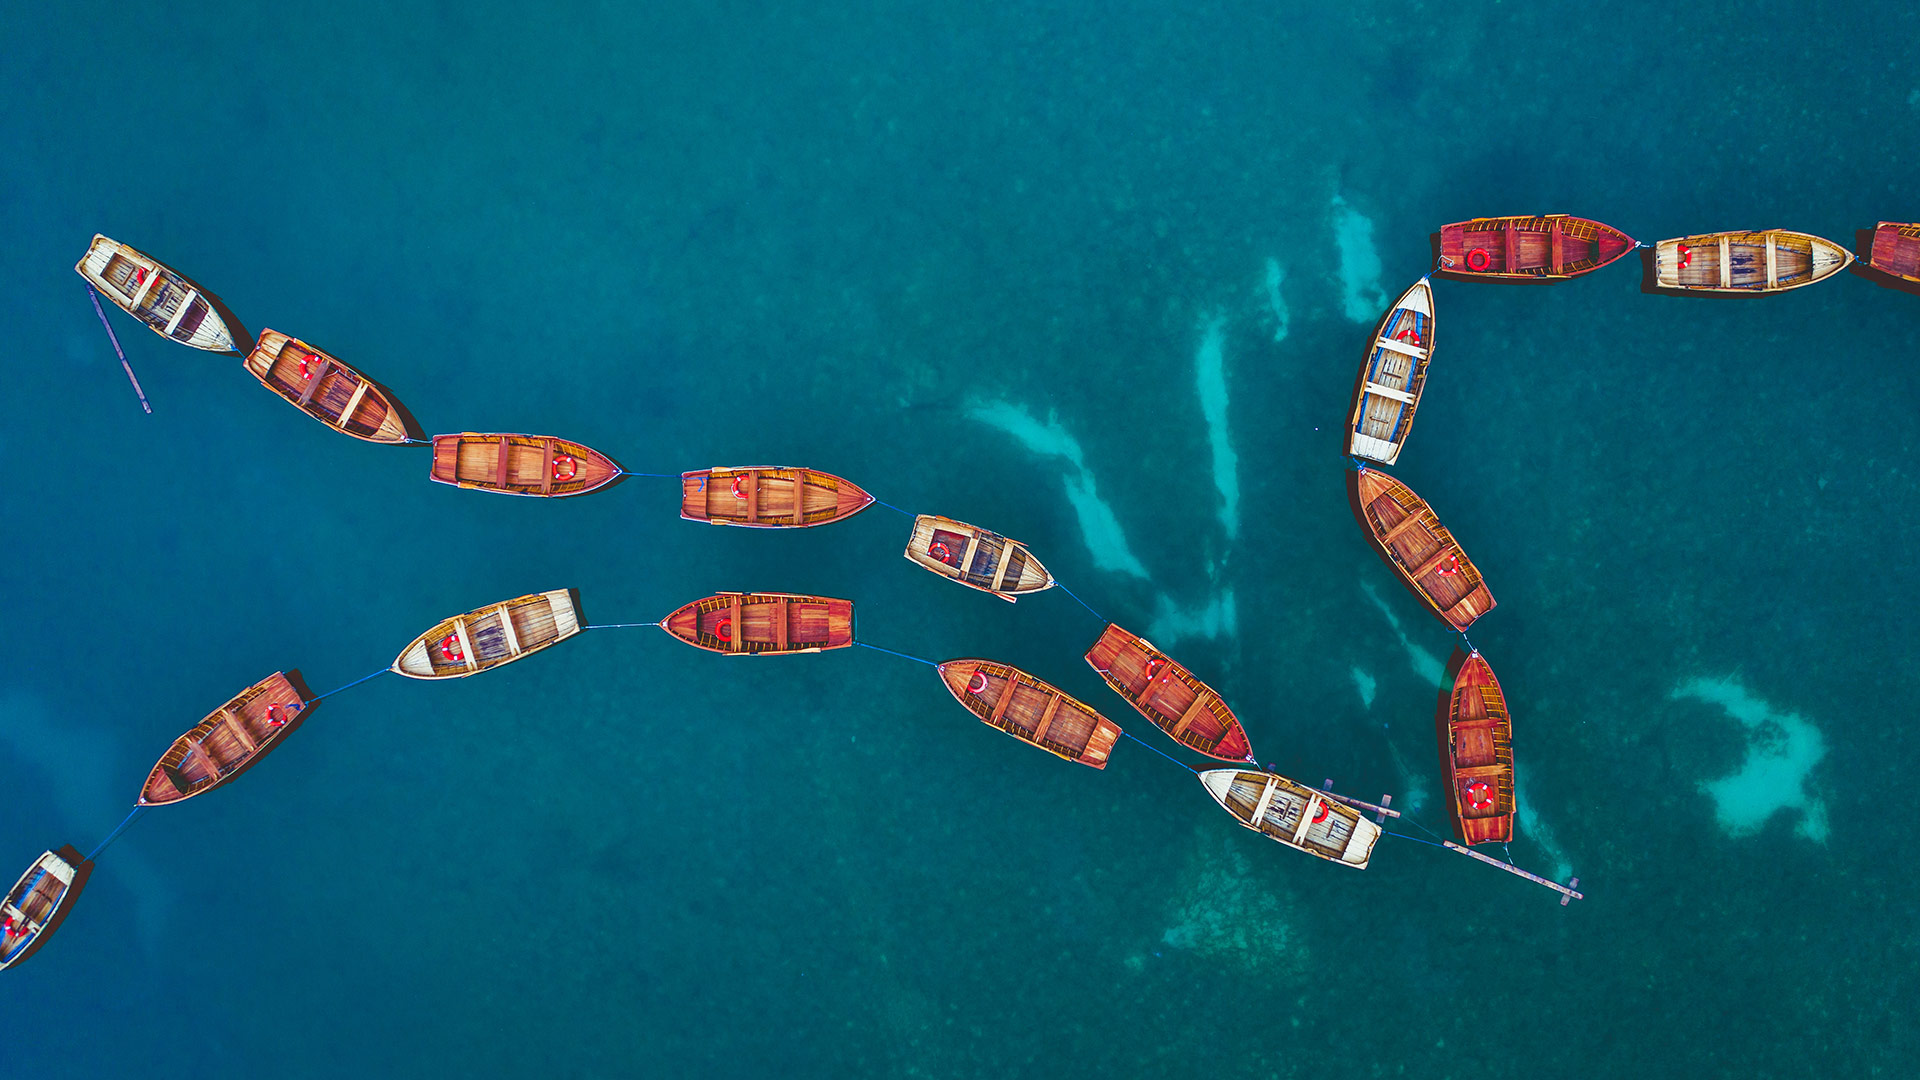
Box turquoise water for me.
[5,1,1919,1074]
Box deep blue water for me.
[4,1,1919,1076]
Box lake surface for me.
[4,1,1917,1076]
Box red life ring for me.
[552,455,578,481]
[1466,248,1492,272]
[1143,656,1167,681]
[438,633,464,662]
[1464,780,1495,811]
[1312,801,1331,824]
[133,266,149,285]
[299,352,318,379]
[1677,243,1693,269]
[731,475,749,499]
[1436,553,1461,577]
[967,671,989,695]
[714,618,732,642]
[265,702,290,727]
[1392,321,1422,346]
[928,540,953,563]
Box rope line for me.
[585,622,662,630]
[1054,582,1106,624]
[872,498,916,518]
[854,641,941,668]
[1120,729,1197,774]
[86,285,152,414]
[86,806,148,862]
[616,470,682,478]
[1384,828,1448,850]
[304,667,389,705]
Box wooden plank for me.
[1030,694,1063,746]
[957,532,983,580]
[1248,777,1279,829]
[541,441,554,496]
[793,474,806,526]
[728,596,742,653]
[1443,841,1583,902]
[1168,691,1211,739]
[1720,236,1732,288]
[1766,234,1778,288]
[164,289,199,334]
[773,596,788,650]
[1292,797,1322,844]
[335,380,371,429]
[1503,223,1518,273]
[1408,544,1458,580]
[497,605,522,655]
[452,618,479,672]
[496,436,511,488]
[1379,507,1427,545]
[987,672,1016,727]
[127,264,159,310]
[296,359,332,406]
[1364,381,1416,404]
[1550,221,1565,275]
[743,472,758,524]
[1373,336,1425,358]
[220,708,257,753]
[990,543,1016,592]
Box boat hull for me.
[1868,222,1920,284]
[1438,215,1636,281]
[1198,769,1380,868]
[937,659,1120,768]
[1347,466,1494,632]
[903,515,1053,602]
[73,234,236,352]
[1436,649,1515,845]
[1346,278,1434,466]
[1651,229,1852,293]
[660,592,853,655]
[392,590,582,679]
[245,330,411,443]
[139,671,315,806]
[431,434,620,497]
[680,467,872,527]
[1083,623,1253,761]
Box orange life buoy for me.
[552,455,578,481]
[1464,780,1495,811]
[731,475,749,499]
[1143,656,1167,681]
[299,352,319,379]
[1392,321,1422,346]
[967,671,989,695]
[1677,243,1693,269]
[1312,801,1330,824]
[265,702,294,727]
[133,266,148,285]
[928,540,953,563]
[1436,553,1461,577]
[438,633,464,662]
[715,618,732,642]
[1466,248,1492,272]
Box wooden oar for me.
[1443,841,1583,904]
[87,285,151,414]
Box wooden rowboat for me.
[430,433,620,497]
[937,659,1121,769]
[392,590,581,680]
[1,847,93,972]
[1083,623,1254,762]
[1438,215,1636,281]
[1198,769,1381,868]
[1347,278,1434,466]
[138,671,314,806]
[244,330,411,443]
[1651,229,1852,293]
[1437,649,1515,846]
[903,515,1053,602]
[74,234,237,352]
[659,591,853,655]
[680,467,872,528]
[1348,465,1494,632]
[1867,222,1920,284]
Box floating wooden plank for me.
[1444,841,1583,903]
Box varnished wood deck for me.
[1869,222,1920,283]
[73,234,236,352]
[1198,769,1380,868]
[680,467,873,527]
[1347,278,1434,466]
[0,847,90,971]
[1651,229,1852,293]
[1436,649,1515,845]
[903,515,1053,602]
[1348,466,1494,632]
[429,433,620,497]
[392,590,581,679]
[1083,623,1254,761]
[1438,215,1636,280]
[245,330,411,443]
[937,659,1120,768]
[138,672,314,806]
[659,591,854,655]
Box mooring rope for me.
[86,806,149,862]
[853,641,941,668]
[303,667,390,705]
[1054,582,1106,624]
[86,285,152,414]
[1383,828,1448,850]
[872,498,916,518]
[585,622,662,631]
[1120,728,1196,774]
[615,470,682,479]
